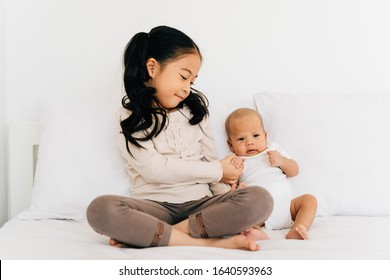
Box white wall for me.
[7,0,390,121]
[0,0,7,226]
[3,0,390,221]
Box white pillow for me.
[254,92,390,216]
[19,100,132,220]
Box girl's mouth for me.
[175,94,185,100]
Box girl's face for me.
[147,53,201,110]
[227,114,268,157]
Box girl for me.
[86,26,273,251]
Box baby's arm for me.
[267,150,299,177]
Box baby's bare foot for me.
[242,227,270,241]
[286,224,308,240]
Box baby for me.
[225,108,317,240]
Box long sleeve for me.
[198,116,230,195]
[117,107,222,203]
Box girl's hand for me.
[230,156,244,169]
[220,154,244,184]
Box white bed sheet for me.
[1,216,389,260]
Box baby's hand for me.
[267,150,283,167]
[230,155,244,169]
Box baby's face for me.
[227,114,267,156]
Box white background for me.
[1,0,390,226]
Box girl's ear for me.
[146,58,158,78]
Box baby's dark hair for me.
[120,25,209,151]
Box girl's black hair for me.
[121,26,209,152]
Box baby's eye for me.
[237,137,245,141]
[253,134,260,138]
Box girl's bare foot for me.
[242,227,270,240]
[207,234,260,251]
[286,224,308,240]
[110,234,260,251]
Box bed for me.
[1,92,390,260]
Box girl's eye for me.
[181,74,196,87]
[238,137,244,141]
[181,74,196,86]
[254,134,259,138]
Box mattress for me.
[1,216,389,260]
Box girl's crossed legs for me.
[87,186,273,251]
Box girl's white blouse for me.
[117,106,225,203]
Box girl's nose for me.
[182,86,190,96]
